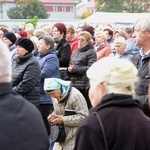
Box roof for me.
[0,0,78,4]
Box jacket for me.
[38,49,59,104]
[55,38,71,67]
[94,42,112,60]
[12,53,41,107]
[52,84,89,150]
[0,83,49,150]
[68,43,97,90]
[131,50,150,116]
[74,93,150,150]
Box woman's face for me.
[95,35,104,45]
[15,45,28,58]
[47,89,61,100]
[78,35,89,48]
[66,32,73,41]
[3,37,12,46]
[52,27,63,40]
[114,43,126,54]
[38,39,49,54]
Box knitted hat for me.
[16,37,34,53]
[18,30,27,37]
[4,32,17,44]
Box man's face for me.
[133,24,148,47]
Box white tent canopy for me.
[80,12,150,25]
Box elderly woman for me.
[12,37,41,107]
[94,31,112,60]
[45,78,89,150]
[67,31,97,109]
[110,37,133,59]
[37,36,60,137]
[74,57,150,150]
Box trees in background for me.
[7,0,49,19]
[96,0,150,13]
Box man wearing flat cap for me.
[11,37,41,108]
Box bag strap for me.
[93,112,109,150]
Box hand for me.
[68,64,74,73]
[47,114,63,124]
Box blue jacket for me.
[38,49,60,104]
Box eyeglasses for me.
[78,38,85,42]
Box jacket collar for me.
[0,83,13,95]
[90,93,142,113]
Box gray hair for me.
[0,40,12,82]
[135,17,150,32]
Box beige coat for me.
[52,87,89,150]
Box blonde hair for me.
[87,57,138,96]
[77,31,92,43]
[95,31,107,41]
[114,37,127,47]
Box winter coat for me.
[0,83,49,150]
[12,53,41,107]
[68,43,97,90]
[94,42,112,60]
[68,37,78,53]
[38,49,59,104]
[131,50,150,116]
[52,84,89,150]
[74,93,150,150]
[55,38,71,67]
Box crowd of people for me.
[0,16,150,150]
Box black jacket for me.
[55,38,71,67]
[74,93,150,150]
[69,43,97,90]
[131,51,150,116]
[0,83,49,150]
[12,53,41,106]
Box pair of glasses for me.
[78,38,85,42]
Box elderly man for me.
[131,17,150,116]
[0,40,49,149]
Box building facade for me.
[0,0,78,19]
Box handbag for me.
[93,112,109,150]
[50,123,66,142]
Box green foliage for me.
[25,16,38,28]
[7,0,49,19]
[96,0,150,13]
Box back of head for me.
[87,57,138,95]
[0,40,12,82]
[82,25,95,37]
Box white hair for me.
[87,57,138,96]
[0,40,12,82]
[114,37,127,47]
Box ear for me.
[98,82,107,95]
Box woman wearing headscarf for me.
[74,57,150,150]
[12,37,41,107]
[45,78,89,150]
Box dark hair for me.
[82,25,95,37]
[39,35,54,49]
[103,28,113,38]
[53,22,67,38]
